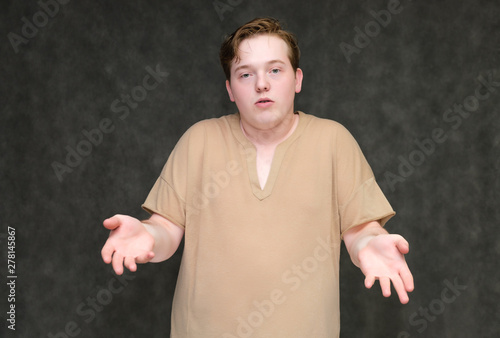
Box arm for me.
[101,213,184,275]
[142,213,185,262]
[343,221,414,304]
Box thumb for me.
[103,215,123,230]
[396,237,410,255]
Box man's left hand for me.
[358,234,414,304]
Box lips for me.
[255,98,274,106]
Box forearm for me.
[142,214,184,262]
[343,221,387,267]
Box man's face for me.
[225,34,303,132]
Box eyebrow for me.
[233,59,286,74]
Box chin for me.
[255,115,284,130]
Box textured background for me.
[1,0,499,337]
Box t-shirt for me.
[142,111,395,338]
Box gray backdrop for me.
[1,0,499,337]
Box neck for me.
[240,112,299,147]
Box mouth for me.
[255,98,274,105]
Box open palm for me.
[101,215,155,275]
[358,234,414,304]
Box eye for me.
[240,73,250,79]
[270,68,280,74]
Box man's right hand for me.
[101,214,155,275]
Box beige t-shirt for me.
[143,111,395,338]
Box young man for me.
[101,17,413,337]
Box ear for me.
[225,80,235,102]
[294,68,303,93]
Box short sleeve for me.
[142,122,206,229]
[334,125,395,237]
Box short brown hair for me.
[219,17,300,81]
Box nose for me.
[255,74,269,92]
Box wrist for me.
[350,234,377,267]
[141,221,155,235]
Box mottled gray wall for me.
[1,0,499,337]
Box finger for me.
[396,238,410,255]
[101,243,115,264]
[135,251,155,264]
[391,276,410,304]
[379,277,392,298]
[111,253,125,275]
[103,215,122,230]
[400,267,415,292]
[124,256,137,272]
[364,275,376,289]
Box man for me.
[101,17,413,337]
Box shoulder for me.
[171,114,238,156]
[176,114,234,143]
[183,114,236,137]
[299,112,355,143]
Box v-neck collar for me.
[229,111,308,200]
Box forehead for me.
[233,34,290,68]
